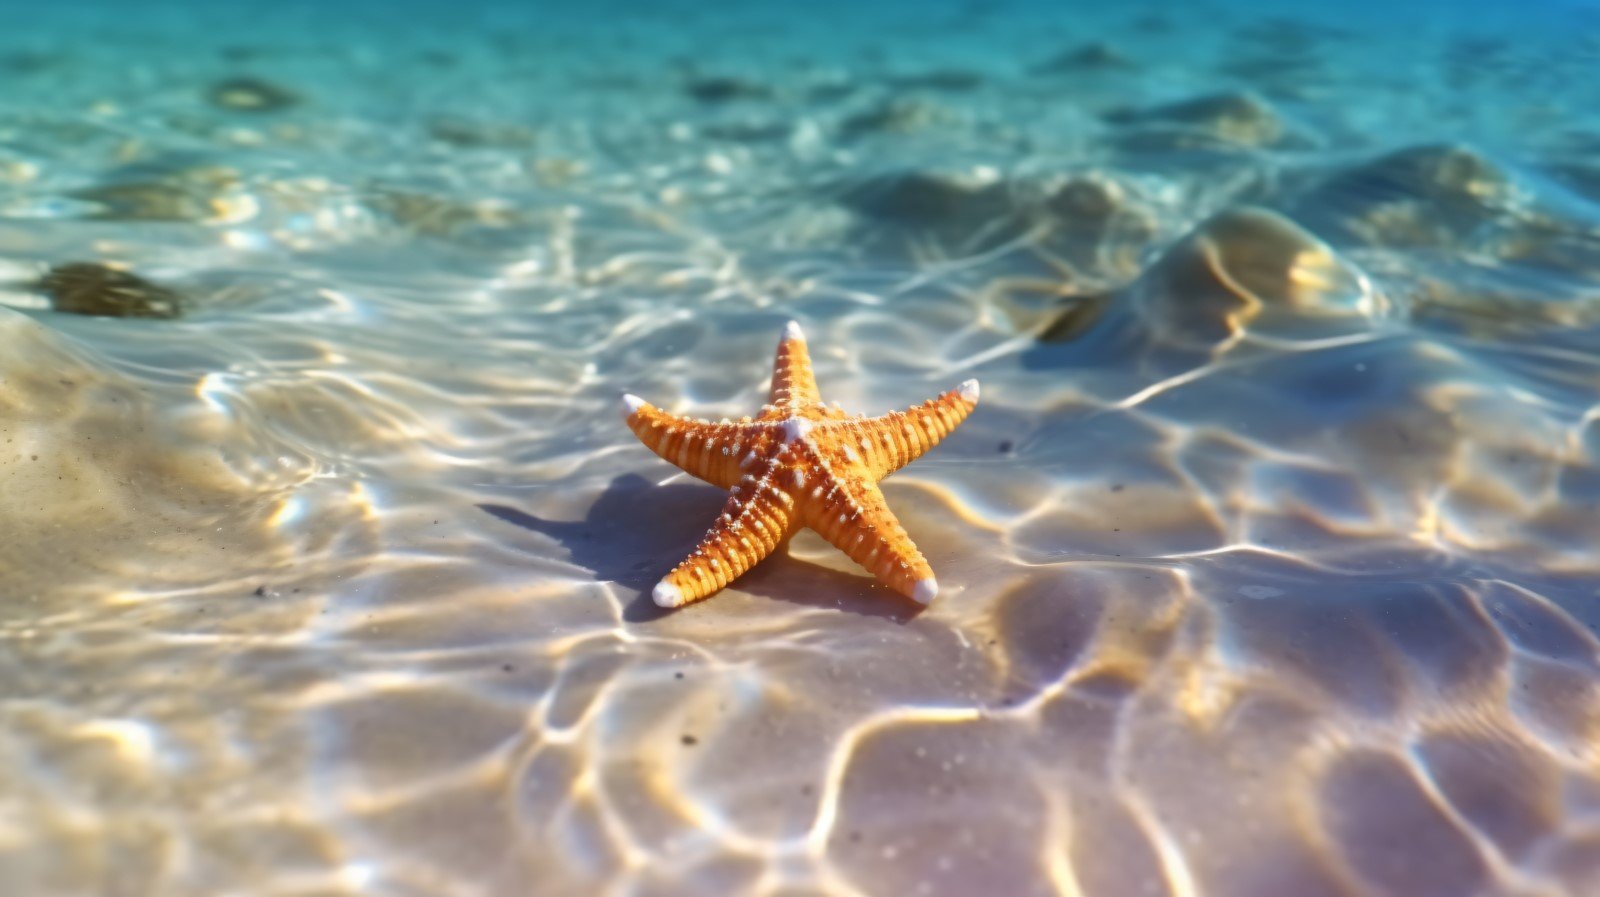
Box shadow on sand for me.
[480,473,923,623]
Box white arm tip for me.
[957,379,980,403]
[783,320,805,343]
[911,577,939,605]
[653,579,686,608]
[622,393,647,416]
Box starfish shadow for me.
[479,473,924,623]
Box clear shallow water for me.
[3,1,1600,894]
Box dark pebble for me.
[39,263,183,319]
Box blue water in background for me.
[3,1,1600,895]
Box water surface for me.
[3,1,1600,895]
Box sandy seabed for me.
[3,2,1600,895]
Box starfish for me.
[622,321,979,609]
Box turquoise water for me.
[3,2,1600,895]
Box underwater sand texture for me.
[4,1,1600,895]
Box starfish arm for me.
[652,466,796,608]
[621,395,762,488]
[804,479,938,603]
[855,379,980,478]
[767,320,821,409]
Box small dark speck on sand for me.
[1111,483,1125,492]
[674,671,685,680]
[681,734,699,746]
[502,664,515,673]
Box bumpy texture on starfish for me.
[623,321,979,609]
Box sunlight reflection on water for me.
[2,1,1600,895]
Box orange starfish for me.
[623,321,979,609]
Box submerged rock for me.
[1295,144,1518,246]
[835,165,1042,256]
[1334,144,1511,208]
[1133,207,1381,346]
[838,166,1159,273]
[1030,41,1134,74]
[367,187,528,240]
[1042,174,1127,222]
[426,116,538,149]
[840,167,1011,226]
[1220,19,1340,92]
[206,76,301,112]
[39,262,184,319]
[69,159,254,224]
[683,75,771,103]
[1104,90,1285,149]
[0,50,59,76]
[838,96,955,138]
[1034,172,1161,276]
